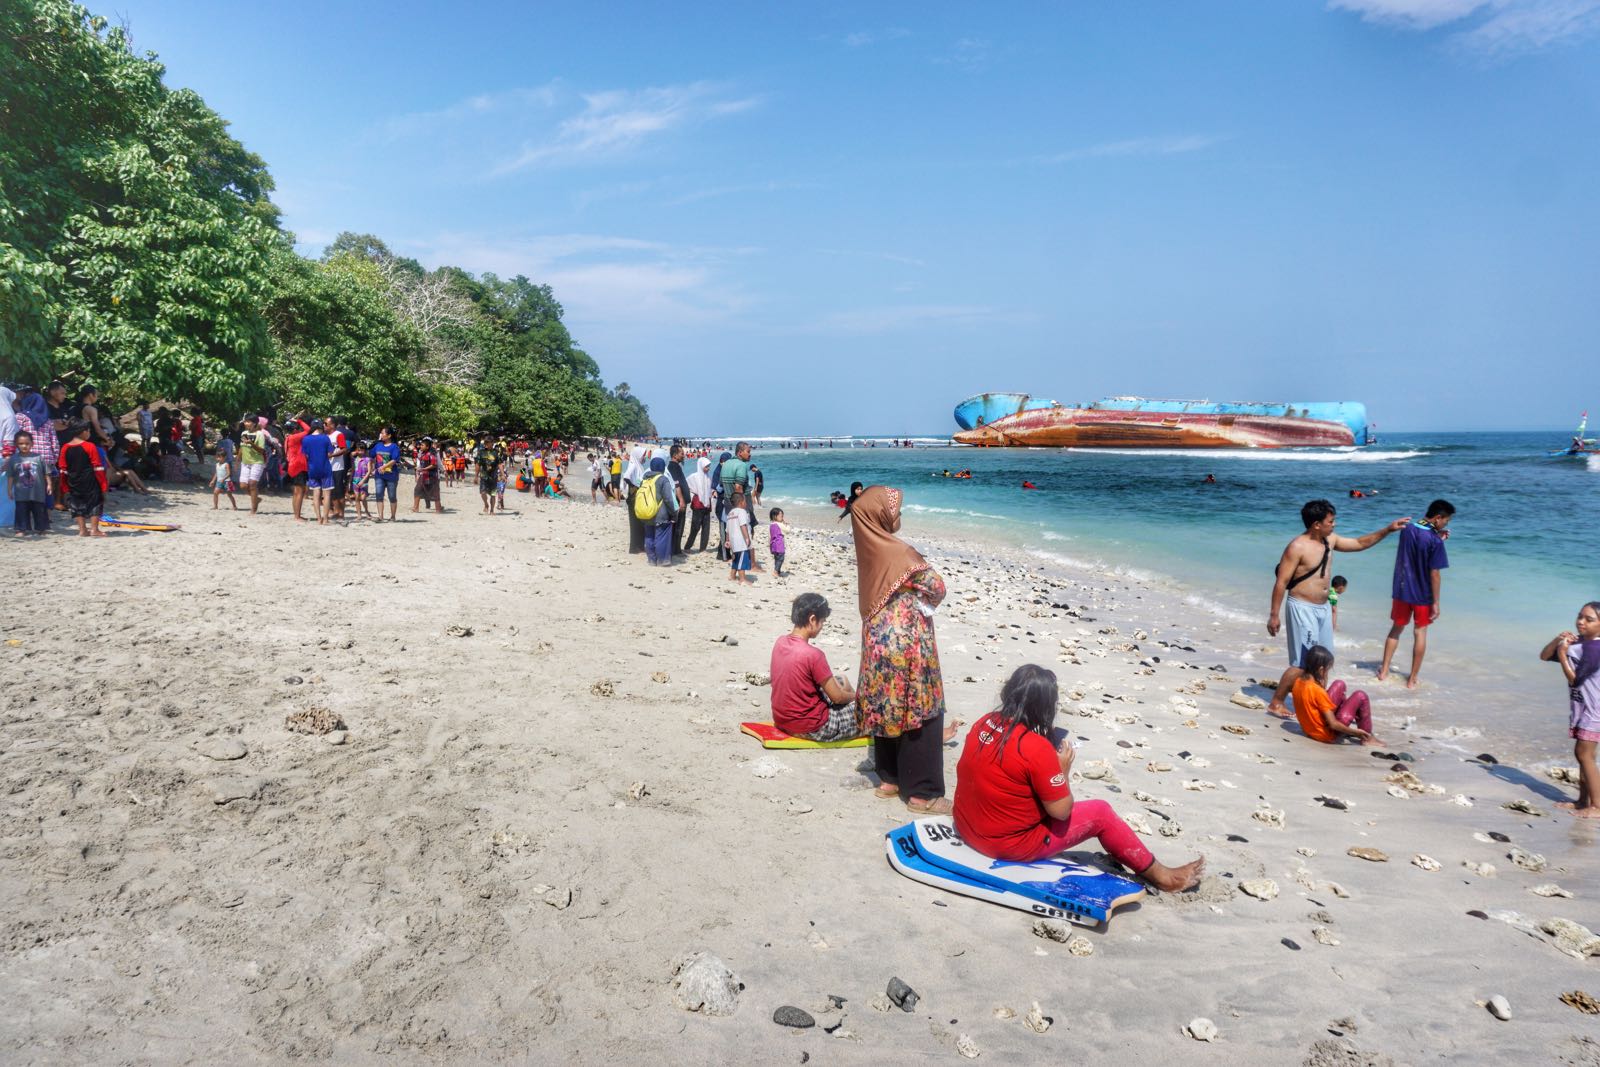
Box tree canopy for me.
[1,0,653,438]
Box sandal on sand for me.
[872,784,899,799]
[905,797,953,815]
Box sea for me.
[736,432,1599,767]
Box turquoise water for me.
[745,433,1599,761]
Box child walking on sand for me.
[1541,601,1600,818]
[726,489,753,584]
[351,443,373,520]
[768,507,788,577]
[211,444,238,510]
[1291,645,1381,746]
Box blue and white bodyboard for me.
[886,817,1145,927]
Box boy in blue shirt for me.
[1378,499,1454,689]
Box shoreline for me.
[2,480,1596,1063]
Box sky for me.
[120,0,1600,435]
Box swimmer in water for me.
[1021,480,1037,490]
[1203,474,1217,485]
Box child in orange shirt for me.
[1291,645,1381,746]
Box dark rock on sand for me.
[1487,831,1510,843]
[1318,796,1349,811]
[773,1006,816,1028]
[1282,937,1302,951]
[886,977,919,1013]
[1467,910,1489,920]
[1476,753,1498,764]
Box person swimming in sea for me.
[1021,480,1037,490]
[1203,474,1217,485]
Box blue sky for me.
[124,0,1600,435]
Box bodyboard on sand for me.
[739,722,869,750]
[886,817,1144,927]
[100,514,181,532]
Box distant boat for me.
[952,394,1369,449]
[1547,411,1598,459]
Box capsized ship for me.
[952,394,1369,449]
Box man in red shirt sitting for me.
[770,593,863,742]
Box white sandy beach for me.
[2,481,1598,1065]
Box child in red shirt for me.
[953,664,1205,892]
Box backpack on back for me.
[633,473,664,521]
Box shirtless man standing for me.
[1266,499,1410,716]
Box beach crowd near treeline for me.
[7,380,1597,866]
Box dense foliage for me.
[0,0,654,438]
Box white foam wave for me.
[1065,448,1426,463]
[1589,455,1600,473]
[901,503,1009,520]
[1181,594,1257,625]
[1027,548,1156,583]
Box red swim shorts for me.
[1390,599,1436,627]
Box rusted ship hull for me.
[953,407,1360,449]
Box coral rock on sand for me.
[1184,1017,1218,1042]
[1463,861,1497,877]
[1032,919,1072,943]
[1240,879,1279,901]
[1561,990,1600,1015]
[1024,1001,1052,1033]
[284,707,343,735]
[1411,854,1441,872]
[1229,692,1266,710]
[955,1033,980,1058]
[1541,918,1600,959]
[671,952,741,1016]
[1313,926,1341,946]
[1252,807,1286,828]
[1347,847,1388,863]
[1502,799,1545,817]
[1509,848,1547,872]
[1531,884,1573,898]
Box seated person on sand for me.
[769,593,865,742]
[1291,645,1382,747]
[952,665,1205,893]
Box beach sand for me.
[2,482,1598,1064]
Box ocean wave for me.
[1180,594,1257,625]
[900,503,1009,520]
[1027,548,1156,583]
[1065,448,1427,463]
[1590,455,1600,473]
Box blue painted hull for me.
[954,395,1369,448]
[953,393,1059,431]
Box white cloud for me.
[1330,0,1600,52]
[934,37,992,71]
[493,82,761,175]
[377,85,559,141]
[842,27,910,48]
[402,232,754,332]
[1035,135,1222,165]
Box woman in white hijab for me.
[684,456,713,553]
[621,445,651,554]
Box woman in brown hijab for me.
[850,486,959,813]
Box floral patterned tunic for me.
[857,567,947,738]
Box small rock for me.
[1509,847,1547,872]
[671,952,741,1016]
[1281,937,1301,951]
[1541,918,1600,959]
[283,675,303,686]
[543,887,572,910]
[445,624,473,638]
[1561,989,1600,1015]
[1346,847,1388,863]
[745,672,771,686]
[1463,860,1497,877]
[1184,1017,1218,1042]
[1317,796,1349,811]
[1252,807,1286,829]
[1024,1001,1052,1033]
[1229,692,1266,710]
[1475,752,1498,764]
[1486,995,1512,1021]
[1487,830,1511,842]
[1313,926,1341,946]
[1502,799,1545,816]
[650,671,670,684]
[1066,935,1094,957]
[1240,879,1279,901]
[1031,919,1072,943]
[1221,724,1251,736]
[284,706,343,735]
[590,679,616,698]
[628,781,648,801]
[201,777,263,805]
[993,1006,1016,1020]
[1531,883,1573,898]
[886,977,919,1012]
[195,738,248,761]
[955,1033,980,1059]
[787,800,814,815]
[1411,854,1441,872]
[323,730,348,746]
[773,1006,815,1029]
[870,993,894,1013]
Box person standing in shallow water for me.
[1265,499,1409,716]
[850,486,961,813]
[1377,499,1454,690]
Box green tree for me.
[260,250,430,428]
[1,0,281,409]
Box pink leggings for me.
[1022,799,1155,872]
[1327,680,1373,734]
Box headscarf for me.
[648,456,667,474]
[710,450,732,494]
[686,457,712,504]
[623,445,647,487]
[0,386,15,448]
[849,486,928,620]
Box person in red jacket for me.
[284,416,311,521]
[57,420,107,537]
[953,665,1205,892]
